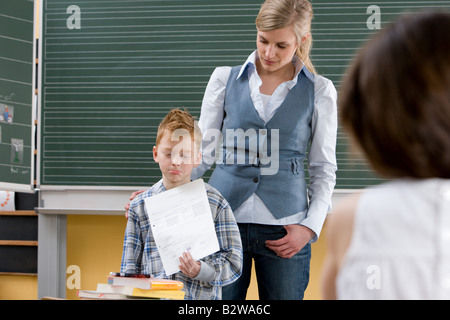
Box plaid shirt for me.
[121,179,243,300]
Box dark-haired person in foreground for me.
[321,11,450,299]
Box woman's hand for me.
[265,224,314,258]
[124,190,145,219]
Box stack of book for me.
[77,274,185,300]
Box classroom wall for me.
[0,274,37,300]
[0,214,328,300]
[65,214,126,300]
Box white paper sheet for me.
[144,179,220,276]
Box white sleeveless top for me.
[337,178,450,299]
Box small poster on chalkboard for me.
[0,104,14,124]
[0,191,15,211]
[10,138,24,165]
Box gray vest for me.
[208,65,315,219]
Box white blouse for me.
[337,178,450,299]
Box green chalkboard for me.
[310,0,449,188]
[39,0,450,189]
[0,0,35,192]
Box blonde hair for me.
[255,0,316,74]
[156,108,202,152]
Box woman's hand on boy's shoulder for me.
[124,190,145,219]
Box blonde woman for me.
[192,0,337,300]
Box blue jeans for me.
[223,223,311,300]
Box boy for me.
[120,108,243,300]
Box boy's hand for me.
[179,252,201,278]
